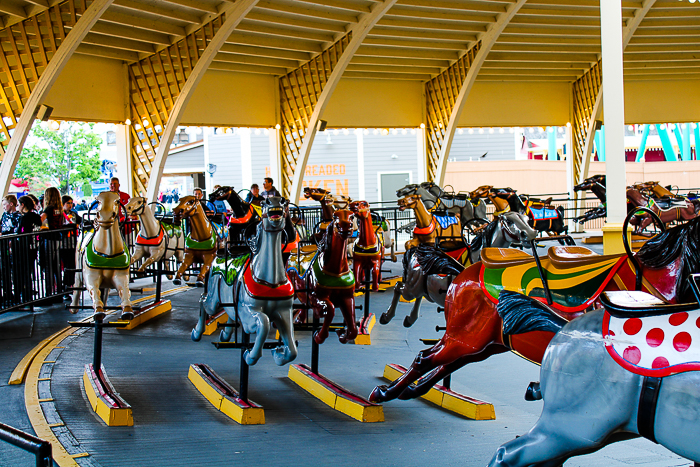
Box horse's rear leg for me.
[241,306,270,366]
[173,253,192,285]
[403,295,422,328]
[371,259,381,292]
[398,344,509,400]
[380,281,403,324]
[112,271,134,320]
[313,298,335,345]
[336,294,357,344]
[271,299,297,366]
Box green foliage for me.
[15,122,102,195]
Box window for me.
[106,131,116,145]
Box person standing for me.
[40,187,64,300]
[261,177,280,199]
[1,195,21,235]
[109,177,131,206]
[60,195,81,299]
[14,196,42,303]
[244,184,264,206]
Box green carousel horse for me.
[172,196,220,286]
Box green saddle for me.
[84,235,131,270]
[311,257,355,289]
[480,247,624,311]
[162,222,182,238]
[211,253,250,286]
[185,231,216,250]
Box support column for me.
[565,124,578,233]
[356,129,366,200]
[0,0,114,196]
[269,126,282,188]
[417,125,427,183]
[241,128,253,190]
[600,0,629,254]
[115,124,132,195]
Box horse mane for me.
[496,290,567,336]
[414,243,465,277]
[636,216,700,301]
[472,219,498,249]
[319,218,334,256]
[222,186,247,217]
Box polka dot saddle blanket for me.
[602,291,700,377]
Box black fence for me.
[0,423,52,467]
[0,226,78,313]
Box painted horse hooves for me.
[403,316,416,328]
[368,385,387,403]
[172,278,182,285]
[379,313,392,325]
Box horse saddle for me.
[649,197,691,211]
[602,290,700,377]
[527,206,559,221]
[286,246,318,278]
[185,231,216,250]
[480,246,624,312]
[136,225,165,246]
[311,258,355,289]
[162,221,183,238]
[433,214,459,229]
[85,236,131,270]
[211,252,250,286]
[242,266,294,300]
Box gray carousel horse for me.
[488,290,700,467]
[381,211,537,328]
[191,197,297,366]
[124,197,185,276]
[70,191,134,319]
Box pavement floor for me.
[0,240,696,467]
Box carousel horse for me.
[381,211,538,327]
[192,197,297,366]
[70,191,134,319]
[172,196,218,286]
[369,216,700,403]
[627,187,700,231]
[471,185,568,236]
[209,185,261,248]
[398,192,462,250]
[488,291,700,466]
[349,200,384,292]
[124,197,185,275]
[287,209,357,345]
[573,174,607,224]
[396,182,488,230]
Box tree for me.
[15,122,102,195]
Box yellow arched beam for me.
[577,0,657,185]
[434,0,527,187]
[0,0,114,197]
[288,0,397,204]
[145,0,259,202]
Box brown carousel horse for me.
[397,193,461,250]
[626,187,700,231]
[172,196,218,286]
[287,209,357,344]
[349,200,384,292]
[370,214,700,404]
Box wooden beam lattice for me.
[572,59,602,184]
[0,0,85,159]
[128,15,225,196]
[424,42,480,183]
[278,32,351,198]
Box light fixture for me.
[419,123,426,129]
[458,128,463,134]
[479,128,484,134]
[411,129,416,135]
[364,129,369,135]
[401,129,407,135]
[373,129,379,135]
[48,120,60,131]
[499,128,505,134]
[275,123,281,130]
[142,119,149,127]
[468,128,474,134]
[566,122,572,127]
[489,128,494,134]
[343,128,350,135]
[391,154,398,159]
[381,128,389,136]
[255,128,261,135]
[669,123,676,130]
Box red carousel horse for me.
[627,186,700,231]
[370,214,700,403]
[287,209,357,344]
[349,200,384,292]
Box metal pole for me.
[311,277,319,375]
[363,266,370,319]
[155,260,162,303]
[93,312,104,371]
[240,331,250,402]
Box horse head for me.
[94,191,121,228]
[396,184,420,199]
[469,185,494,199]
[304,187,332,202]
[574,174,606,192]
[500,212,538,245]
[209,185,233,202]
[124,196,147,217]
[260,196,287,232]
[172,196,201,222]
[349,200,370,219]
[332,194,352,209]
[397,193,421,211]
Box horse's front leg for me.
[371,257,381,292]
[313,294,335,345]
[239,301,270,366]
[270,298,297,365]
[403,295,423,328]
[112,270,134,320]
[70,253,84,312]
[84,268,103,314]
[196,251,216,286]
[335,290,357,344]
[131,245,145,267]
[380,281,403,324]
[353,257,363,292]
[139,243,166,272]
[173,251,194,284]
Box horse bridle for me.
[499,214,520,242]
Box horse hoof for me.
[195,281,204,287]
[172,278,182,285]
[403,316,416,328]
[368,386,387,403]
[191,329,202,342]
[313,331,327,345]
[166,274,174,280]
[379,313,392,325]
[120,311,135,321]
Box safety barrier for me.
[0,423,53,467]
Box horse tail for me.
[414,243,464,277]
[496,290,567,336]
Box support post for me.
[115,124,133,196]
[636,124,650,162]
[600,0,629,254]
[0,0,115,197]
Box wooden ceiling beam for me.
[504,24,601,36]
[0,2,28,19]
[290,0,371,14]
[226,30,322,53]
[362,36,470,50]
[488,51,599,62]
[244,10,348,33]
[254,0,360,23]
[90,21,172,45]
[213,51,299,68]
[385,5,496,23]
[395,0,509,14]
[219,43,311,61]
[237,20,336,42]
[158,0,219,14]
[79,31,156,53]
[74,42,139,61]
[100,10,187,36]
[377,16,487,32]
[498,33,600,45]
[343,70,430,80]
[369,25,478,42]
[351,55,450,68]
[356,44,459,60]
[112,0,203,24]
[491,43,601,53]
[345,63,442,74]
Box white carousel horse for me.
[124,197,185,276]
[70,191,134,319]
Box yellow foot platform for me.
[352,313,376,345]
[83,363,133,426]
[204,311,229,336]
[187,363,265,425]
[383,363,495,420]
[122,300,171,330]
[288,364,384,423]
